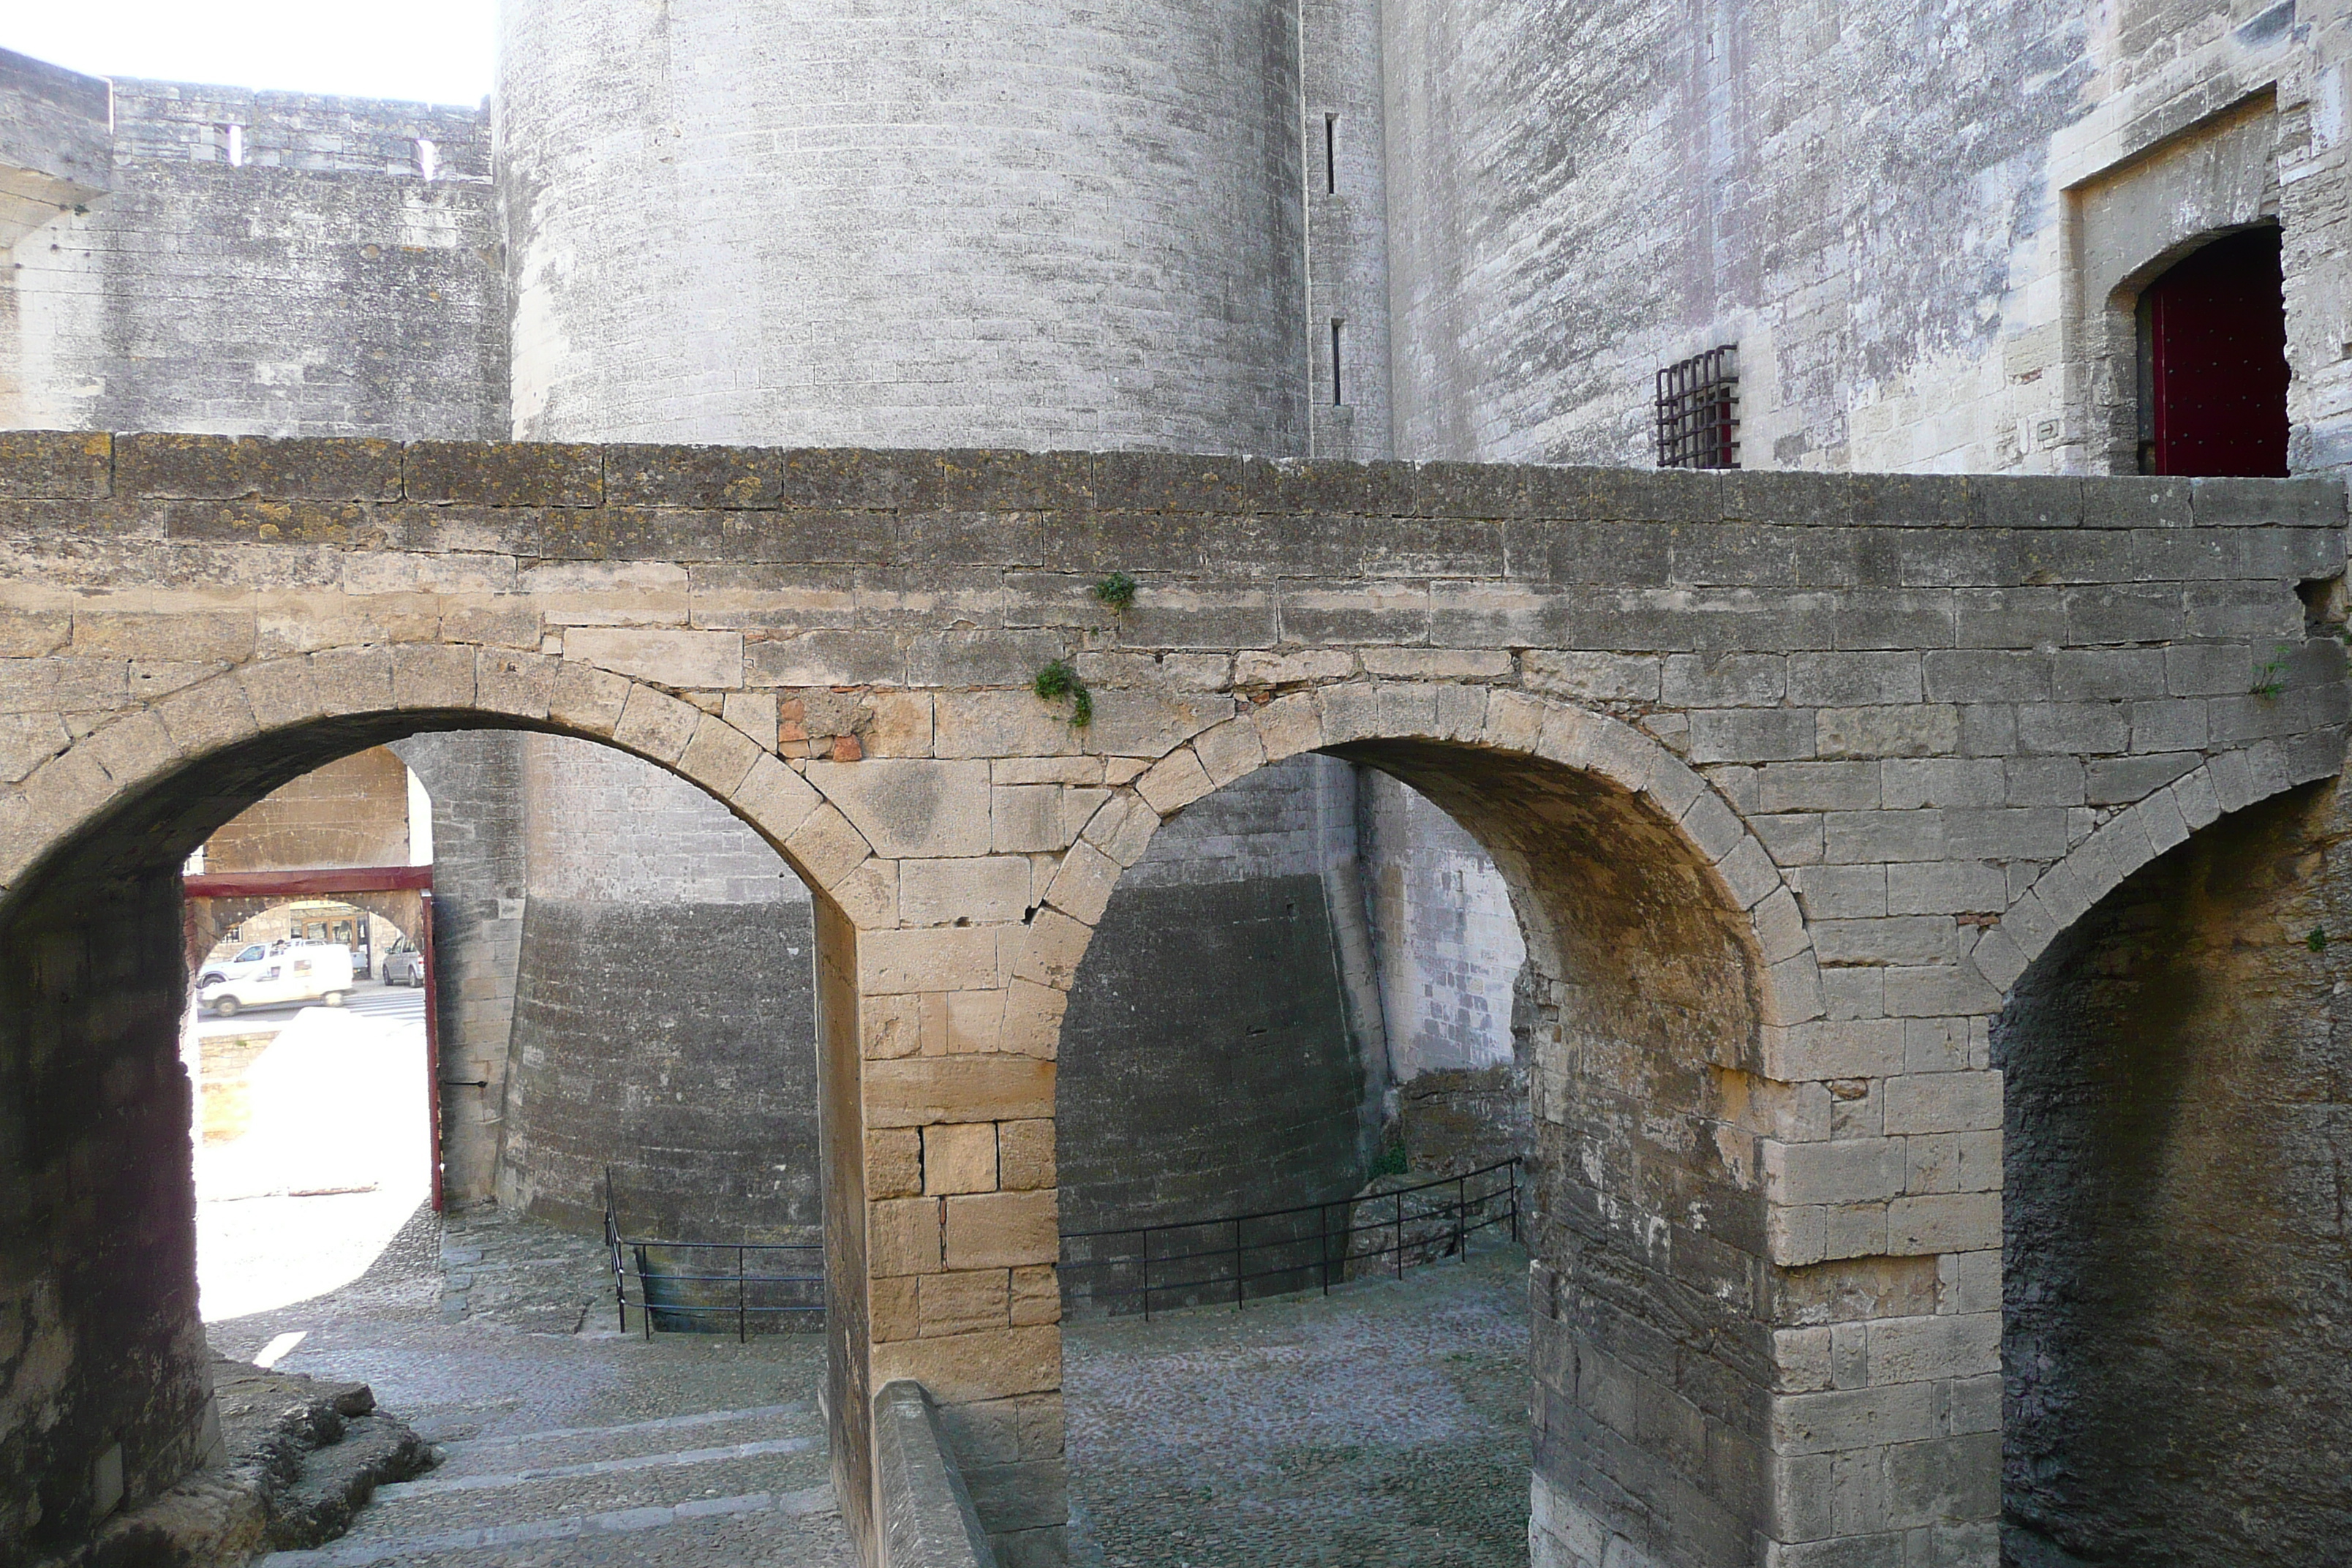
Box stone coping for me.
[875,1381,998,1568]
[0,432,2342,538]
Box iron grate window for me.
[1656,346,1740,470]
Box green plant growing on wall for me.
[1093,571,1139,612]
[1034,659,1092,727]
[2253,646,2293,699]
[2310,927,2329,953]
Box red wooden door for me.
[2147,225,2289,477]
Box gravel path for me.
[1063,1241,1531,1568]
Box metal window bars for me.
[603,1169,824,1341]
[1059,1158,1520,1322]
[1656,346,1740,470]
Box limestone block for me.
[999,980,1068,1059]
[309,647,395,716]
[1135,748,1213,817]
[864,995,924,1060]
[1317,681,1382,745]
[1009,1265,1059,1327]
[872,1276,919,1343]
[1882,1071,2002,1135]
[731,753,823,845]
[0,713,68,785]
[1719,839,1785,910]
[1482,688,1546,755]
[1768,1382,1938,1457]
[393,644,476,711]
[1234,649,1354,687]
[902,857,1033,927]
[155,677,260,759]
[867,691,931,757]
[810,759,993,858]
[992,785,1098,853]
[1079,794,1158,867]
[919,1270,1010,1336]
[1252,692,1325,760]
[1885,1192,1999,1254]
[869,1130,924,1199]
[85,711,178,794]
[22,747,123,840]
[932,691,1078,760]
[1817,705,1961,759]
[921,990,1007,1055]
[786,804,875,890]
[1763,1137,1906,1207]
[1042,841,1121,927]
[1752,888,1809,966]
[440,599,543,651]
[871,1196,943,1277]
[1524,649,1662,703]
[864,1055,1055,1127]
[565,627,742,692]
[924,1124,1000,1196]
[1009,908,1093,992]
[869,1324,1060,1406]
[832,859,900,927]
[1362,648,1513,682]
[1083,689,1233,758]
[860,927,1003,995]
[945,1190,1058,1270]
[611,683,702,765]
[998,1120,1055,1192]
[994,757,1103,785]
[1193,718,1266,787]
[474,649,557,720]
[519,560,692,628]
[236,659,323,732]
[546,660,631,736]
[676,714,764,797]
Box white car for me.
[198,942,354,1017]
[197,941,273,990]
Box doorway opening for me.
[2136,225,2289,477]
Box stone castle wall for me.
[1378,0,2352,478]
[497,0,1308,453]
[0,59,504,440]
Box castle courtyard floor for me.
[206,1208,1529,1567]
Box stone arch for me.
[1034,680,1820,1568]
[0,647,877,914]
[1967,740,2333,995]
[0,645,879,1561]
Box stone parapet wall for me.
[0,432,2342,1568]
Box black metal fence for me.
[602,1171,823,1341]
[1060,1158,1520,1321]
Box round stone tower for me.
[497,0,1308,453]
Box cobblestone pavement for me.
[1063,1240,1531,1568]
[209,1202,854,1568]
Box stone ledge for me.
[6,434,2342,534]
[875,1379,1000,1568]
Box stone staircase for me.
[261,1399,855,1567]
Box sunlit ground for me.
[188,991,431,1322]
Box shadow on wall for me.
[1997,780,2352,1567]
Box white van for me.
[197,941,274,989]
[198,942,354,1017]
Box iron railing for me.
[603,1169,823,1341]
[1060,1158,1520,1321]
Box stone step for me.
[335,1436,831,1542]
[260,1482,848,1567]
[419,1401,822,1480]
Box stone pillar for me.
[391,732,528,1205]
